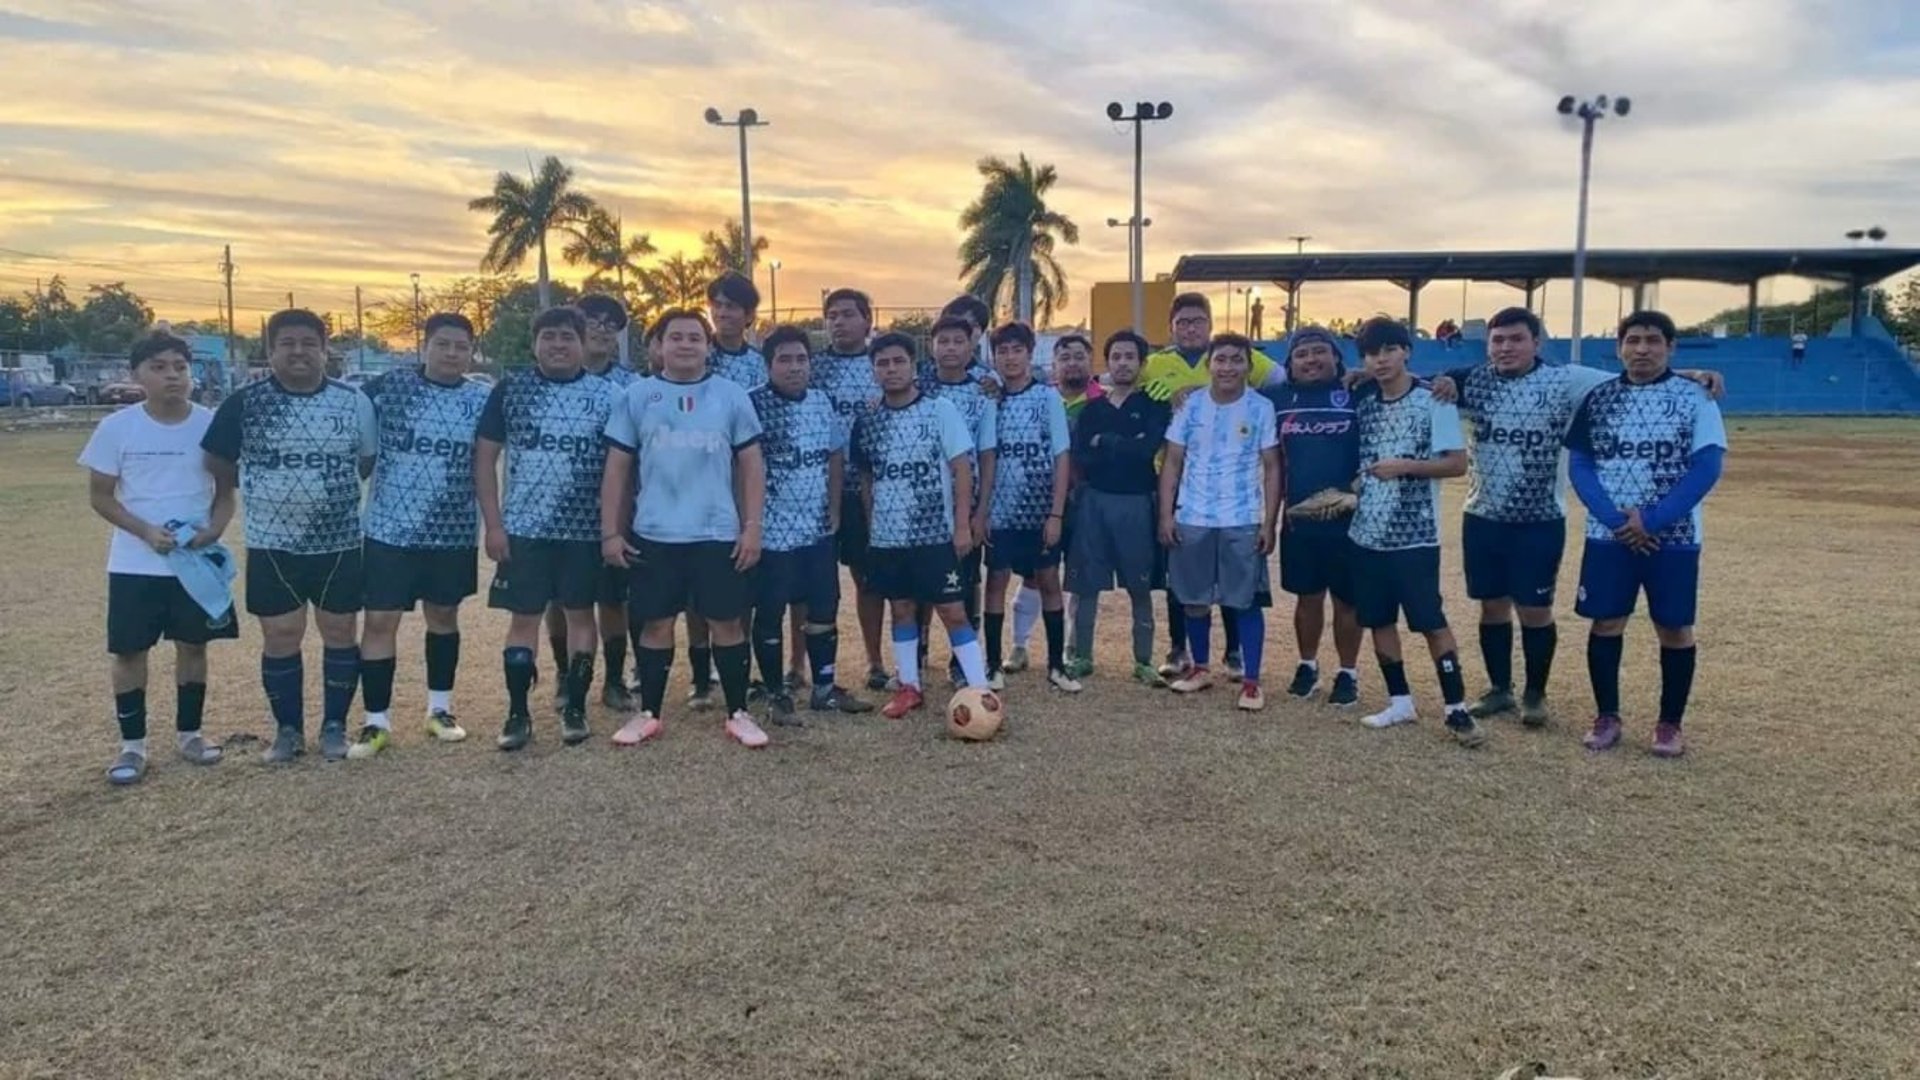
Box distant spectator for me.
[1790,331,1808,368]
[1436,319,1462,348]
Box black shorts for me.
[755,538,840,622]
[107,573,239,654]
[985,528,1062,577]
[867,544,968,606]
[487,536,601,615]
[245,547,365,618]
[1352,545,1448,633]
[1461,513,1566,608]
[597,563,629,607]
[1279,523,1355,603]
[362,539,478,611]
[629,537,755,623]
[835,507,870,577]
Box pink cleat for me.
[725,711,770,749]
[612,712,663,747]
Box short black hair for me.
[1169,291,1211,320]
[1055,332,1093,356]
[131,331,193,368]
[989,322,1036,351]
[1617,309,1678,343]
[422,312,475,341]
[267,308,328,348]
[530,305,587,338]
[576,293,628,330]
[707,270,761,314]
[763,325,811,359]
[1208,332,1254,359]
[823,288,872,321]
[653,307,712,340]
[939,294,992,331]
[930,315,974,339]
[1487,306,1543,339]
[869,331,917,361]
[1355,317,1413,356]
[1103,330,1150,362]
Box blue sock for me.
[1236,607,1265,682]
[1186,612,1212,668]
[321,646,361,730]
[261,653,304,733]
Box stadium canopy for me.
[1170,247,1920,334]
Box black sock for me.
[753,608,786,691]
[629,627,646,684]
[321,646,361,730]
[917,608,932,671]
[1479,621,1514,692]
[690,645,713,694]
[1221,607,1242,655]
[361,657,396,715]
[176,681,206,734]
[1165,593,1187,652]
[1659,645,1698,726]
[1521,623,1556,698]
[549,629,568,681]
[565,651,594,713]
[603,634,627,691]
[715,642,752,713]
[805,627,837,690]
[262,653,303,732]
[503,647,535,717]
[985,612,1005,670]
[636,646,672,715]
[1042,608,1066,673]
[1379,657,1411,697]
[425,631,460,694]
[1434,650,1466,707]
[114,688,147,741]
[1588,633,1624,716]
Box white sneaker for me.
[1362,699,1418,729]
[1169,667,1216,694]
[987,668,1006,691]
[1047,669,1083,693]
[1004,646,1031,673]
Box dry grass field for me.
[2,418,1916,1079]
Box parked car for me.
[0,370,82,407]
[97,381,148,406]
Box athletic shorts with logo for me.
[362,538,478,611]
[487,536,600,615]
[867,544,968,606]
[1575,541,1701,627]
[1066,488,1155,594]
[756,537,840,622]
[1167,524,1268,610]
[108,573,239,654]
[1351,545,1447,633]
[986,527,1062,576]
[628,536,754,622]
[1461,513,1566,607]
[246,546,365,617]
[1278,521,1355,603]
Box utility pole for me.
[355,286,366,370]
[411,273,423,360]
[286,291,294,310]
[221,245,237,369]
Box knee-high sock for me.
[603,633,627,692]
[804,626,838,689]
[1165,592,1187,652]
[1379,657,1411,699]
[1012,585,1041,648]
[262,654,304,733]
[1521,623,1556,698]
[1186,612,1212,668]
[321,646,360,729]
[548,627,568,680]
[715,642,752,713]
[360,657,396,727]
[1128,590,1155,666]
[753,606,786,692]
[1221,606,1242,656]
[1071,593,1099,662]
[891,625,921,691]
[424,631,460,698]
[948,624,987,688]
[1042,607,1066,673]
[985,612,1005,671]
[689,644,713,694]
[1235,607,1265,682]
[1659,645,1697,726]
[636,646,672,716]
[564,652,594,713]
[503,647,535,717]
[1479,621,1514,691]
[1588,633,1623,716]
[1434,650,1466,710]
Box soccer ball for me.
[946,687,1004,742]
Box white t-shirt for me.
[77,404,217,576]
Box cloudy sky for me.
[1,0,1916,334]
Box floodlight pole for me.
[1108,101,1174,333]
[1560,93,1629,366]
[706,107,769,275]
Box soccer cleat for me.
[986,668,1006,691]
[784,669,806,693]
[177,733,223,765]
[1158,648,1191,680]
[426,710,468,742]
[767,693,803,727]
[1286,663,1319,699]
[601,682,635,712]
[1445,710,1489,748]
[106,750,148,786]
[809,685,873,714]
[1223,648,1245,681]
[1237,681,1266,712]
[1169,667,1215,694]
[1651,722,1686,758]
[1003,646,1031,673]
[687,687,716,712]
[497,712,533,752]
[1582,714,1623,751]
[1468,687,1518,720]
[612,711,663,746]
[263,726,304,764]
[561,707,591,746]
[1065,656,1095,680]
[346,725,390,760]
[1048,668,1084,693]
[1520,692,1551,729]
[880,687,925,719]
[865,666,892,692]
[1327,671,1360,708]
[1133,662,1169,688]
[725,710,770,748]
[1362,700,1417,729]
[319,724,350,762]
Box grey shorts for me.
[1166,523,1268,609]
[1066,488,1157,595]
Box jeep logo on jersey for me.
[876,460,936,482]
[775,446,833,470]
[1000,441,1050,461]
[383,430,473,463]
[1593,434,1686,462]
[513,430,597,456]
[1476,421,1555,451]
[257,448,355,471]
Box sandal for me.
[106,751,148,786]
[178,734,223,766]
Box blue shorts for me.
[755,538,839,623]
[1352,545,1447,633]
[986,528,1062,577]
[1575,541,1701,628]
[1461,513,1566,607]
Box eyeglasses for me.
[1172,316,1209,329]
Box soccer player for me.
[920,314,999,686]
[982,322,1076,692]
[602,308,769,748]
[937,294,997,383]
[351,312,492,757]
[809,288,892,690]
[1260,326,1363,707]
[474,305,618,751]
[203,309,377,764]
[748,325,870,722]
[1345,318,1482,747]
[1565,310,1726,758]
[82,331,236,784]
[1156,333,1280,710]
[708,270,769,389]
[852,332,990,718]
[1068,330,1167,686]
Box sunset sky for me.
[1,0,1916,335]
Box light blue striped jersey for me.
[987,382,1070,532]
[476,367,618,542]
[852,393,973,548]
[710,343,769,390]
[1448,361,1611,522]
[362,369,491,549]
[202,377,375,554]
[605,374,763,544]
[750,385,842,552]
[1350,384,1465,551]
[1564,372,1727,547]
[1167,389,1278,529]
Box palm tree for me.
[563,206,657,292]
[957,154,1079,324]
[701,219,770,275]
[638,253,713,311]
[468,155,598,309]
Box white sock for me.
[176,730,199,750]
[1339,667,1358,680]
[891,630,921,691]
[1013,585,1041,646]
[1390,694,1415,713]
[952,637,988,689]
[427,690,452,714]
[365,711,391,731]
[122,738,147,757]
[1299,658,1319,672]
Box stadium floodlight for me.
[1557,95,1577,115]
[1557,92,1632,365]
[705,107,771,274]
[1106,100,1176,333]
